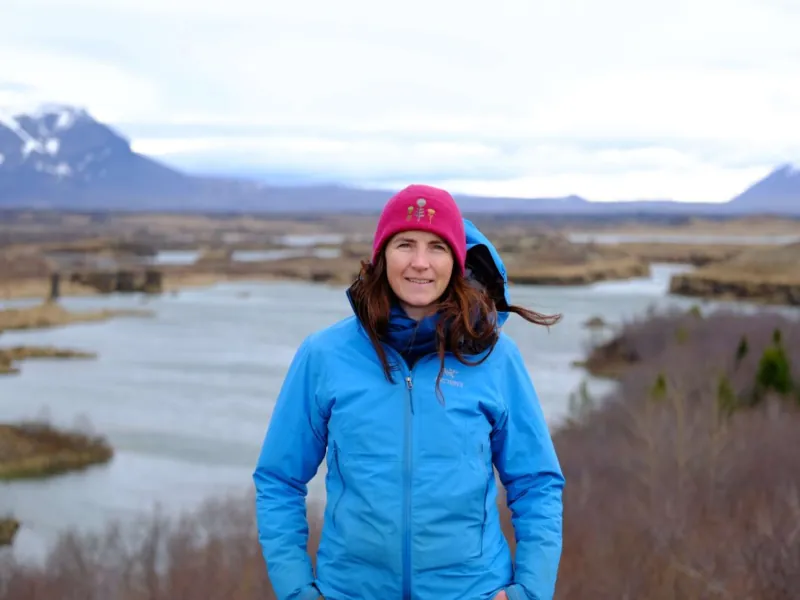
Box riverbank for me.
[1,306,796,598]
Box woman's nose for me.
[409,249,430,269]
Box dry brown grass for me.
[669,242,800,305]
[0,422,113,480]
[565,215,800,237]
[0,521,19,548]
[507,257,650,286]
[0,346,96,375]
[0,280,102,301]
[558,307,800,599]
[0,302,152,331]
[612,242,751,266]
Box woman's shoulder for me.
[481,330,523,363]
[451,331,524,381]
[303,315,365,349]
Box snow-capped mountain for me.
[0,103,798,214]
[0,104,196,206]
[0,106,129,181]
[728,163,800,212]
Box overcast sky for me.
[3,0,799,202]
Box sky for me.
[2,0,800,202]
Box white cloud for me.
[3,0,800,201]
[132,135,776,201]
[435,165,776,203]
[0,44,161,123]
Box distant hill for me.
[1,104,798,216]
[727,164,800,214]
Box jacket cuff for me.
[505,583,527,600]
[296,582,322,600]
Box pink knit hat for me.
[372,184,466,273]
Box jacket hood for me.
[463,218,511,328]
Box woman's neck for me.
[399,302,437,321]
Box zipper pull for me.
[406,376,415,415]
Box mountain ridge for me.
[0,104,798,215]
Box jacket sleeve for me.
[253,336,329,600]
[491,339,565,600]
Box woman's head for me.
[349,184,561,390]
[384,230,453,319]
[370,184,467,319]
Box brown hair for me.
[348,251,561,400]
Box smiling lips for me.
[406,277,433,285]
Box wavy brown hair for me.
[348,249,561,400]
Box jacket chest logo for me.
[441,367,463,388]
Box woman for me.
[253,184,565,600]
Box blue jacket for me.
[253,219,564,600]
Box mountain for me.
[0,104,798,216]
[0,106,603,214]
[727,164,800,213]
[0,105,203,207]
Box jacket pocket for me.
[411,446,491,571]
[479,443,490,556]
[331,441,347,530]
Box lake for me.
[0,263,739,562]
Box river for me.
[0,262,735,562]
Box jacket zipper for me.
[382,346,440,600]
[403,374,414,600]
[480,442,489,556]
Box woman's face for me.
[384,230,454,320]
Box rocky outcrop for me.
[507,258,649,286]
[669,243,800,305]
